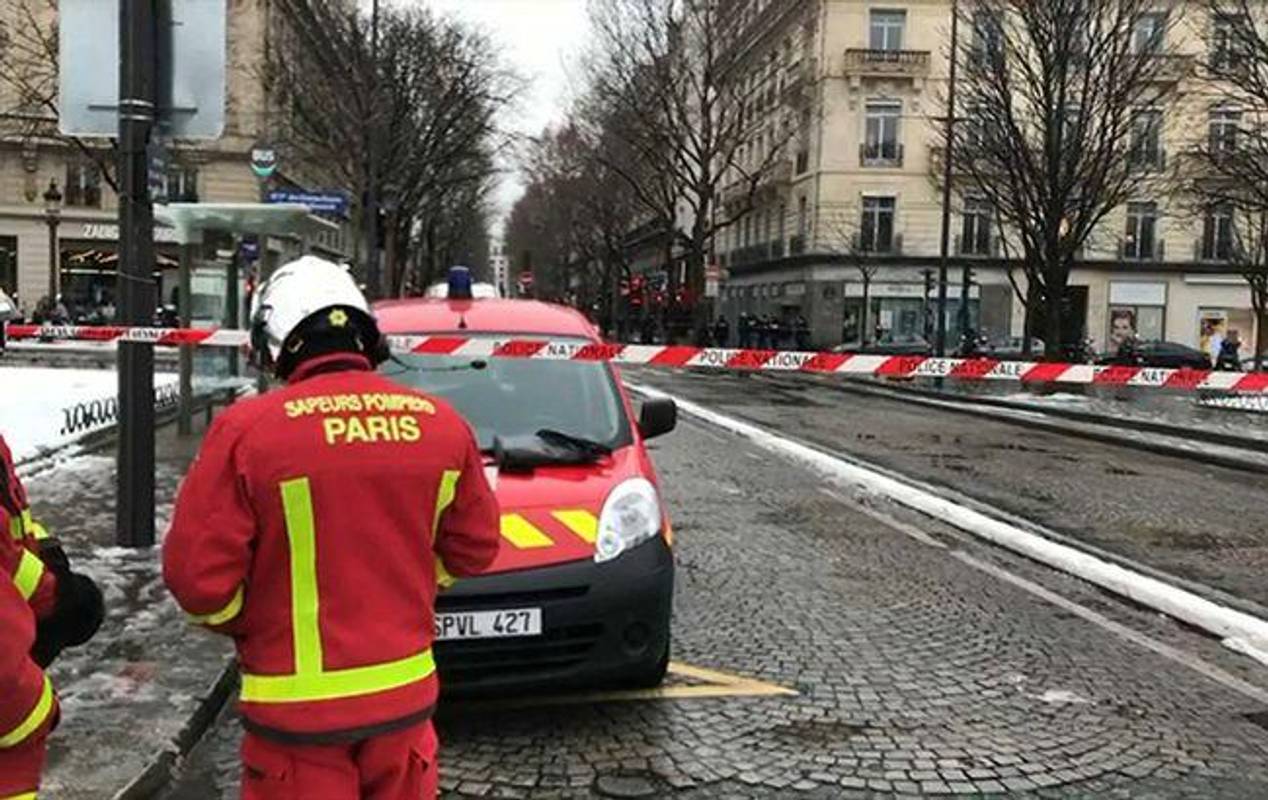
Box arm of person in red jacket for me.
[162,415,256,636]
[434,427,500,582]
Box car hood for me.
[479,443,644,574]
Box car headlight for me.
[594,478,662,563]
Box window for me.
[971,11,1003,65]
[166,166,199,202]
[960,198,992,256]
[1209,108,1241,154]
[797,196,808,236]
[1212,15,1248,71]
[1129,110,1162,169]
[863,101,902,164]
[963,103,987,151]
[0,236,16,298]
[1133,13,1166,55]
[869,10,905,51]
[1124,202,1158,260]
[777,202,787,244]
[1202,204,1234,260]
[860,196,896,253]
[65,161,102,208]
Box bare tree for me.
[0,0,120,190]
[815,205,883,345]
[263,1,515,287]
[585,0,802,336]
[1178,0,1268,367]
[942,0,1184,358]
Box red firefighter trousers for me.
[0,734,47,799]
[240,719,438,800]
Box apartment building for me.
[0,0,352,321]
[715,0,1259,361]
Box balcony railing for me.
[955,234,1000,257]
[859,142,904,167]
[844,48,931,79]
[851,232,904,255]
[1195,236,1236,262]
[1119,237,1165,261]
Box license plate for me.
[435,608,542,641]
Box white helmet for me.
[249,255,382,376]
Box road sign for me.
[265,189,349,217]
[59,0,226,139]
[147,138,169,203]
[251,147,279,179]
[520,271,534,287]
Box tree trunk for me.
[861,274,871,346]
[1255,302,1267,371]
[1044,282,1065,361]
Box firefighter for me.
[0,433,103,798]
[163,256,501,800]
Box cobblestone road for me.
[166,377,1268,799]
[634,369,1268,609]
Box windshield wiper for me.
[535,429,612,456]
[381,354,488,377]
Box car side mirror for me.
[638,398,677,440]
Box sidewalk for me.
[23,414,233,800]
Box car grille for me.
[436,622,605,687]
[435,584,588,611]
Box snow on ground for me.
[0,366,179,463]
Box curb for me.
[112,659,238,800]
[748,371,1268,476]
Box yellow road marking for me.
[552,509,599,543]
[500,514,554,549]
[447,661,797,711]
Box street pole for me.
[116,0,158,547]
[935,0,960,358]
[45,218,59,301]
[177,240,193,436]
[362,0,381,298]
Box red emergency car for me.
[375,294,677,692]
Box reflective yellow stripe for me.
[435,557,455,589]
[12,550,44,601]
[0,676,54,749]
[432,470,460,541]
[280,478,323,676]
[23,510,49,541]
[500,514,554,549]
[552,509,599,544]
[187,585,245,627]
[7,515,22,541]
[1,792,38,800]
[241,648,435,704]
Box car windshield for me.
[380,338,630,453]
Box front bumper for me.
[435,537,674,694]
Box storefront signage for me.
[80,223,180,244]
[1109,281,1166,306]
[844,282,979,299]
[266,189,349,217]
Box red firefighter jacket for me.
[0,575,56,753]
[0,436,57,621]
[163,354,501,742]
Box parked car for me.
[983,337,1045,359]
[1097,340,1213,370]
[833,336,932,356]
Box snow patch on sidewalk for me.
[631,381,1268,669]
[0,366,179,463]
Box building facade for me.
[0,0,353,322]
[714,0,1260,362]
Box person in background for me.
[793,315,811,351]
[713,315,730,348]
[737,312,752,349]
[1216,329,1243,371]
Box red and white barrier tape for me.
[5,323,1267,393]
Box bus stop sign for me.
[59,0,226,139]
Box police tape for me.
[5,322,1267,393]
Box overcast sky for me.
[418,0,591,232]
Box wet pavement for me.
[165,377,1268,798]
[25,415,234,799]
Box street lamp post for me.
[43,178,62,302]
[935,0,960,358]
